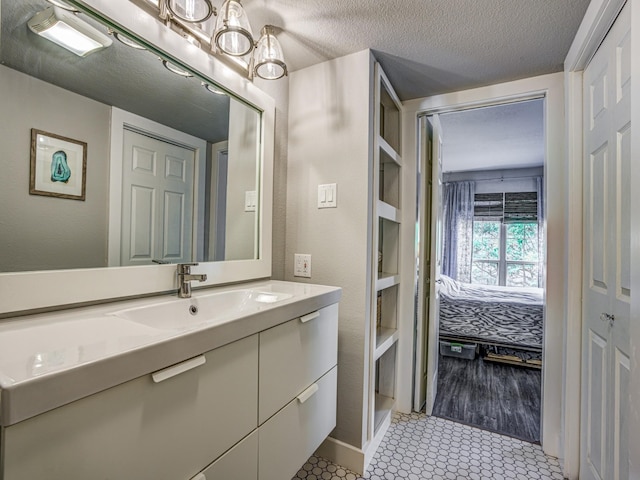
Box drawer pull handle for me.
[152,355,206,383]
[300,311,320,323]
[297,383,319,404]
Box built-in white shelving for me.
[370,63,402,438]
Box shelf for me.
[374,393,395,434]
[378,136,401,166]
[375,329,398,360]
[377,200,400,223]
[376,272,399,291]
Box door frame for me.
[564,0,633,478]
[108,107,208,266]
[397,72,565,461]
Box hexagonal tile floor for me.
[293,412,564,480]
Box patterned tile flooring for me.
[293,412,565,480]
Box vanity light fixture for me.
[168,0,214,23]
[28,6,113,57]
[142,0,288,80]
[254,25,287,80]
[213,0,253,57]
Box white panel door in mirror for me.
[121,129,194,266]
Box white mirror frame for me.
[0,0,274,315]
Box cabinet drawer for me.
[193,430,258,480]
[258,366,337,480]
[3,335,259,480]
[259,303,338,423]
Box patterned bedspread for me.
[438,275,544,350]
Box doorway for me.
[415,98,547,443]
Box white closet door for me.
[580,3,631,480]
[121,129,195,265]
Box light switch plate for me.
[294,254,311,278]
[318,183,337,208]
[244,191,257,212]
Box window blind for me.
[474,191,538,222]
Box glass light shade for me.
[168,0,213,23]
[213,0,254,57]
[254,26,287,80]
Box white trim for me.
[565,0,627,71]
[0,0,275,315]
[559,70,583,480]
[107,107,208,267]
[398,73,565,461]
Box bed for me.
[438,275,544,367]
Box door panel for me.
[424,114,443,415]
[129,185,155,261]
[586,331,607,480]
[413,116,432,411]
[613,349,629,480]
[163,191,187,260]
[588,145,609,292]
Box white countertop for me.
[0,280,341,426]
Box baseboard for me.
[315,411,393,475]
[315,437,366,474]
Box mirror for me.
[0,0,262,273]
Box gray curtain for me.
[537,176,545,288]
[442,181,475,282]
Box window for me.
[471,192,540,287]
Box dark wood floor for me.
[432,354,541,443]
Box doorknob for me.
[600,312,615,326]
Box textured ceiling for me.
[244,0,590,100]
[440,99,544,173]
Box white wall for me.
[400,73,566,459]
[0,65,111,272]
[286,50,374,449]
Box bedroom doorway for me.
[414,98,546,444]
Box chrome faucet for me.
[177,263,207,298]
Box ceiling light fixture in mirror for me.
[138,0,287,80]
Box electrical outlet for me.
[294,254,311,278]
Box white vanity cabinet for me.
[0,297,340,480]
[258,303,339,480]
[2,335,259,480]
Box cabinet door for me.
[3,335,258,480]
[259,304,338,424]
[258,367,337,480]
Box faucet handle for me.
[177,262,198,274]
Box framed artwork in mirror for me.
[30,129,87,201]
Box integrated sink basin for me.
[111,288,294,330]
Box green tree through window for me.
[471,221,539,287]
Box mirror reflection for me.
[0,0,262,273]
